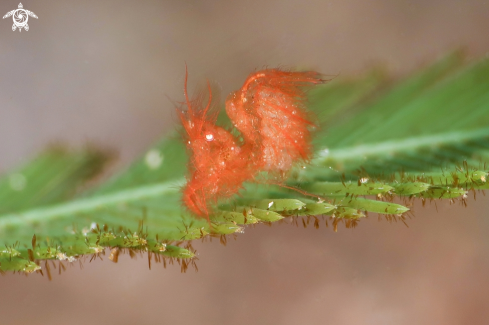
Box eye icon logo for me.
[3,3,38,32]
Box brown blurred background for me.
[1,0,489,324]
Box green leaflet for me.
[413,187,467,199]
[241,207,284,222]
[295,203,336,217]
[332,197,409,215]
[390,182,432,195]
[302,181,393,196]
[0,257,40,273]
[406,170,487,187]
[252,199,307,212]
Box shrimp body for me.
[180,120,253,216]
[180,68,323,219]
[226,69,323,173]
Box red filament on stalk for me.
[178,67,324,219]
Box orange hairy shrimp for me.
[179,68,324,219]
[178,69,254,218]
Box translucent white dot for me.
[145,149,164,170]
[205,134,214,141]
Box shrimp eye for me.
[205,133,214,141]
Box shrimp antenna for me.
[184,64,192,111]
[202,80,212,117]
